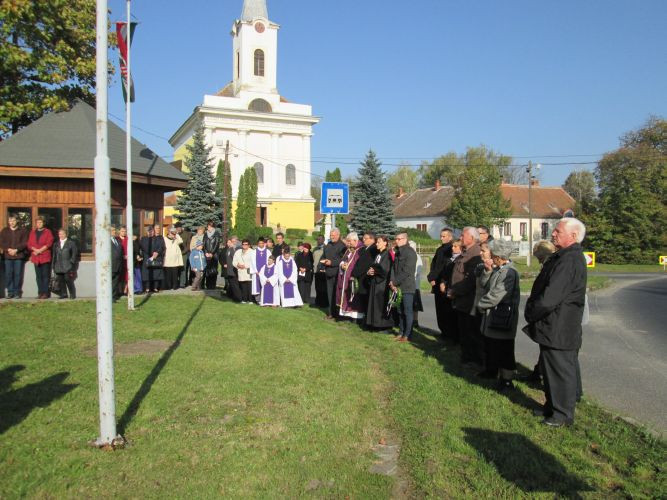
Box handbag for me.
[147,257,163,268]
[49,273,61,295]
[489,303,513,330]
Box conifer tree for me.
[215,159,233,239]
[175,124,221,229]
[234,167,258,239]
[349,150,397,236]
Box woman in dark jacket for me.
[295,242,314,304]
[202,222,221,290]
[52,228,79,299]
[139,225,165,292]
[364,235,394,331]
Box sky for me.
[106,0,667,187]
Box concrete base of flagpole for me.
[88,434,127,451]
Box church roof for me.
[241,0,268,21]
[0,100,187,183]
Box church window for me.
[248,98,272,112]
[286,164,296,185]
[254,162,264,184]
[254,49,265,76]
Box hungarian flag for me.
[116,22,137,103]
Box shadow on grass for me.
[136,292,153,308]
[462,427,592,496]
[409,327,540,412]
[0,368,78,435]
[118,296,206,435]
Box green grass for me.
[513,257,665,274]
[0,297,664,497]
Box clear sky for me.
[106,0,666,187]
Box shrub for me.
[398,226,438,244]
[286,228,308,240]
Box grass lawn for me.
[1,296,664,497]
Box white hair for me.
[331,228,341,235]
[346,232,359,241]
[559,217,586,243]
[462,227,480,241]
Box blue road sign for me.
[320,182,349,214]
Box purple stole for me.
[282,258,295,299]
[255,248,268,290]
[263,265,275,304]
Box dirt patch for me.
[83,339,173,357]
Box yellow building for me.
[168,0,319,231]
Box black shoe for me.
[533,407,553,418]
[7,293,15,299]
[496,379,514,391]
[520,371,541,382]
[542,417,573,428]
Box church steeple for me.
[241,0,268,21]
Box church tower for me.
[232,0,278,95]
[169,0,320,232]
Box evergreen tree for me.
[444,146,512,230]
[234,167,258,239]
[215,159,233,239]
[583,117,666,264]
[349,150,397,236]
[175,124,221,229]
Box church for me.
[169,0,319,231]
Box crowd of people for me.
[2,211,589,427]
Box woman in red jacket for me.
[27,216,54,299]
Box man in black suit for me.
[271,232,287,260]
[319,228,347,319]
[110,226,124,301]
[427,228,454,338]
[525,218,587,427]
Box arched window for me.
[248,98,272,113]
[286,164,296,185]
[254,162,264,184]
[254,49,264,76]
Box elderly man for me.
[427,228,454,338]
[448,227,483,364]
[525,217,587,427]
[390,232,418,342]
[319,228,346,319]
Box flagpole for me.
[125,0,135,311]
[94,0,118,446]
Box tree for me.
[387,162,418,195]
[175,124,221,229]
[0,0,109,139]
[417,145,512,190]
[583,117,666,264]
[215,159,233,239]
[562,170,596,213]
[349,150,397,236]
[444,146,512,230]
[234,167,258,239]
[325,168,342,183]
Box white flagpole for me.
[94,0,118,445]
[125,0,135,311]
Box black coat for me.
[524,243,587,350]
[272,242,288,260]
[390,244,417,294]
[52,239,79,274]
[294,251,314,283]
[222,246,237,277]
[139,236,165,281]
[427,242,453,291]
[320,239,347,278]
[203,231,221,260]
[365,249,394,328]
[111,237,124,275]
[352,244,377,295]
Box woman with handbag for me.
[139,225,165,293]
[476,239,521,391]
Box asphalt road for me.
[418,274,667,435]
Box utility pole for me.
[222,140,230,243]
[526,161,538,268]
[125,0,135,311]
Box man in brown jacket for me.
[0,214,29,299]
[448,227,483,365]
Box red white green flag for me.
[116,22,137,103]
